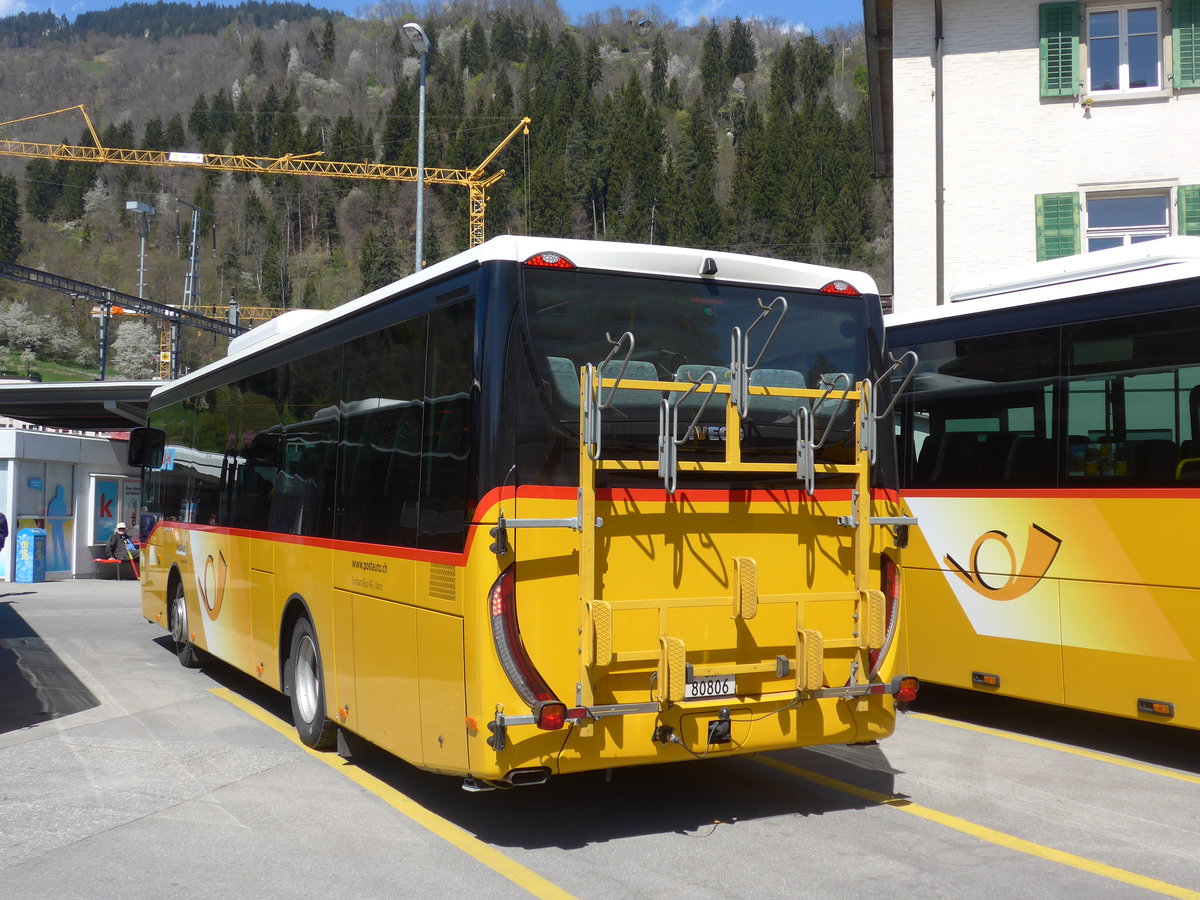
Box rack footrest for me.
[797,629,824,692]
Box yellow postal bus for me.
[888,237,1200,730]
[130,236,917,789]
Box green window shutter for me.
[1179,185,1200,236]
[1036,192,1080,260]
[1040,2,1080,98]
[1175,0,1200,89]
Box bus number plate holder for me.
[685,674,735,700]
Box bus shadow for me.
[911,683,1200,775]
[0,600,100,734]
[192,652,899,849]
[344,743,893,851]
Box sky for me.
[0,0,866,35]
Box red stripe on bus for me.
[903,488,1200,499]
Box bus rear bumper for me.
[480,676,919,781]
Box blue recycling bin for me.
[15,528,46,583]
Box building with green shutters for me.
[863,0,1200,312]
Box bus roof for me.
[886,236,1200,330]
[157,236,879,400]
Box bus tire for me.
[170,581,203,669]
[288,617,336,750]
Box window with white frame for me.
[1085,192,1170,251]
[1086,4,1162,93]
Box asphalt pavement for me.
[3,577,1199,900]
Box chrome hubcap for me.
[295,634,319,724]
[170,591,187,644]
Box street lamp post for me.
[403,21,431,272]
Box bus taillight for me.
[820,280,861,297]
[869,554,901,675]
[895,676,919,703]
[488,566,563,718]
[524,251,576,270]
[534,700,568,731]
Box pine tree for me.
[650,33,668,105]
[381,77,418,165]
[699,24,726,110]
[0,175,22,262]
[725,17,757,78]
[271,83,303,158]
[24,159,59,223]
[462,20,489,75]
[141,116,165,151]
[256,84,281,156]
[797,35,834,110]
[728,101,768,250]
[769,41,798,113]
[261,217,292,307]
[359,222,402,292]
[187,94,210,146]
[250,34,266,77]
[320,18,336,73]
[491,12,527,62]
[676,103,723,248]
[164,113,186,149]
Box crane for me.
[0,105,532,248]
[0,105,530,379]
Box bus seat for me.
[980,432,1018,481]
[750,368,808,418]
[1003,435,1054,486]
[599,359,661,409]
[1177,439,1200,479]
[814,372,854,418]
[1130,439,1177,483]
[931,432,981,486]
[674,364,732,383]
[913,433,943,486]
[674,364,730,411]
[546,356,581,408]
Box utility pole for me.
[178,200,210,311]
[125,201,156,299]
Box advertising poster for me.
[94,479,119,544]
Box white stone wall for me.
[892,0,1200,313]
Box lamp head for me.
[403,22,430,53]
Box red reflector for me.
[535,701,568,731]
[524,251,576,270]
[820,280,861,297]
[895,676,919,703]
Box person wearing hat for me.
[104,522,141,565]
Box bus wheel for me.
[170,582,202,668]
[288,618,337,750]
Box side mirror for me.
[128,427,166,469]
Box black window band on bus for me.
[892,281,1200,491]
[144,295,479,554]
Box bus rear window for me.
[523,268,868,456]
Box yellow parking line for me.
[906,711,1200,786]
[211,688,576,900]
[754,755,1200,900]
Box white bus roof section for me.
[161,236,879,399]
[887,236,1200,330]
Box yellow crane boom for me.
[0,105,531,247]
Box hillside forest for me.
[0,1,887,381]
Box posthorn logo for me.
[944,524,1062,601]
